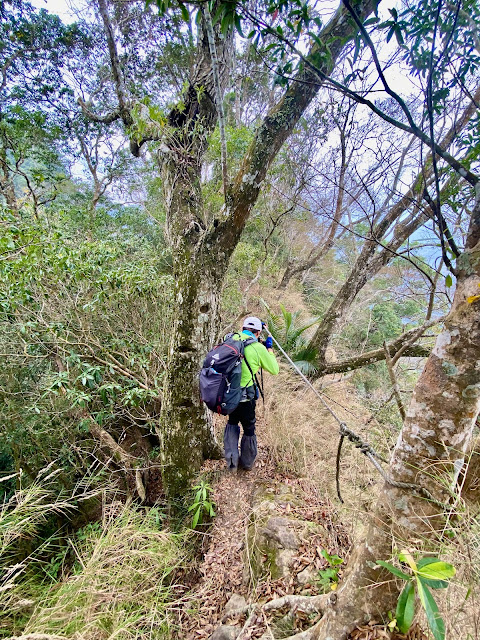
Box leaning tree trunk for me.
[157,0,378,499]
[314,187,480,640]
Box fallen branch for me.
[87,416,146,501]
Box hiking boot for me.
[224,423,240,472]
[239,434,257,471]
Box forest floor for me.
[174,379,388,640]
[172,374,476,640]
[176,443,347,640]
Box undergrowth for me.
[20,503,186,639]
[1,471,189,640]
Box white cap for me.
[243,316,263,332]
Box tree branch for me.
[212,0,378,256]
[316,317,443,377]
[96,0,132,127]
[77,98,121,125]
[243,10,480,187]
[203,4,228,194]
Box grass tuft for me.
[23,503,186,640]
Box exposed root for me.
[263,593,330,616]
[221,604,251,622]
[223,593,329,625]
[237,605,260,640]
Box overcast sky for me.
[31,0,78,22]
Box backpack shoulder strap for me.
[242,338,265,400]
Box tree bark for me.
[314,187,480,640]
[157,0,378,499]
[158,129,226,498]
[0,118,19,215]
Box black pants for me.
[228,400,256,436]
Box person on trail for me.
[224,316,279,473]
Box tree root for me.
[237,605,260,640]
[222,594,331,640]
[263,593,329,616]
[223,593,330,623]
[276,619,323,640]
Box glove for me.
[265,336,273,349]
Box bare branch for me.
[317,317,444,377]
[203,4,228,194]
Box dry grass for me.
[22,503,186,640]
[259,365,480,639]
[261,368,383,515]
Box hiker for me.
[224,316,279,473]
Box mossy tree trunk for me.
[158,154,228,496]
[313,187,480,640]
[156,0,378,499]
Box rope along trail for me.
[268,332,450,510]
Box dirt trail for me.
[178,441,279,639]
[176,413,351,640]
[174,374,393,639]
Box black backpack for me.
[199,333,256,415]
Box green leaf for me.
[394,25,404,45]
[445,274,453,288]
[420,578,448,589]
[376,560,411,580]
[396,582,415,634]
[418,580,445,640]
[353,34,361,64]
[192,506,201,529]
[416,561,456,581]
[178,2,189,22]
[234,14,244,37]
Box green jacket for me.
[237,331,279,388]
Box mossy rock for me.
[244,485,304,585]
